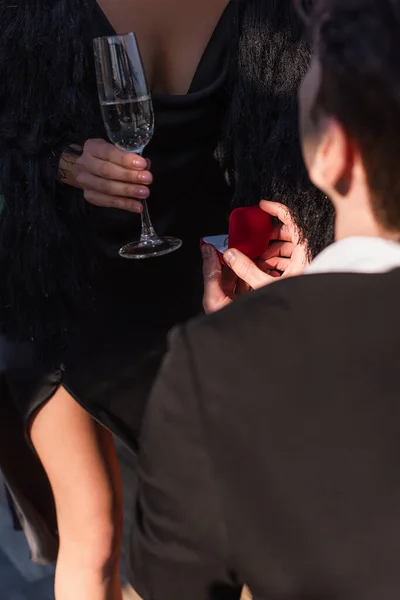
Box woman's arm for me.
[30,387,123,600]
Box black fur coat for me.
[0,0,334,353]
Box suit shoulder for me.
[186,273,323,339]
[184,269,400,363]
[183,276,311,369]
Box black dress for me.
[2,0,235,450]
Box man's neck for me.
[334,194,400,243]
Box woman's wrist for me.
[59,148,85,189]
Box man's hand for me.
[202,201,310,314]
[260,200,309,278]
[202,245,277,314]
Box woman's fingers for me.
[79,153,153,185]
[75,139,153,210]
[76,171,150,201]
[82,138,147,169]
[224,249,274,290]
[202,245,232,314]
[83,189,144,213]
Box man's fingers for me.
[202,245,231,314]
[260,200,293,226]
[202,245,221,283]
[269,270,281,278]
[263,256,290,272]
[222,264,237,296]
[224,249,273,291]
[263,241,294,260]
[261,200,300,243]
[235,280,251,296]
[269,224,293,242]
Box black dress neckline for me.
[94,0,235,98]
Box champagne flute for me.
[93,33,182,259]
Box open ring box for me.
[201,206,273,264]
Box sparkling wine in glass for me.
[93,33,182,259]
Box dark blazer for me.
[129,268,400,600]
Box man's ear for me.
[309,117,351,195]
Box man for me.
[129,0,400,598]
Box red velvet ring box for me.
[201,206,273,263]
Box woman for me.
[0,0,334,598]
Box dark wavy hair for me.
[0,0,334,356]
[225,0,334,257]
[0,0,103,352]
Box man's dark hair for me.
[306,0,400,231]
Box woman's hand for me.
[60,139,153,213]
[202,201,310,314]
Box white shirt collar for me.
[305,236,400,275]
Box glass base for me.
[119,236,182,259]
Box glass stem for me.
[136,149,159,242]
[140,198,159,241]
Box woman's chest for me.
[96,0,231,95]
